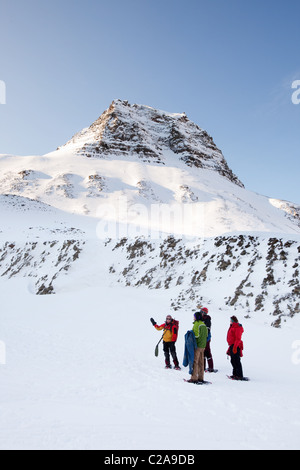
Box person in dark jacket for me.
[197,306,215,372]
[227,315,244,380]
[151,315,181,370]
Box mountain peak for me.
[60,100,244,188]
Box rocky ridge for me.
[106,234,300,327]
[60,99,244,187]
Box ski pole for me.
[155,330,165,357]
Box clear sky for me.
[0,0,299,204]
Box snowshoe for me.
[183,379,212,385]
[227,375,249,381]
[205,368,218,373]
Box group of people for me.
[150,306,245,384]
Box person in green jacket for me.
[187,311,208,383]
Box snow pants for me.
[229,345,243,378]
[163,341,179,367]
[191,347,205,382]
[204,340,214,370]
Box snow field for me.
[0,277,299,450]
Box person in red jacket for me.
[227,316,244,380]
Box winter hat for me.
[230,316,239,323]
[197,305,208,314]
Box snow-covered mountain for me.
[0,99,299,233]
[0,99,299,326]
[1,100,300,450]
[59,99,244,186]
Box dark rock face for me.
[62,99,244,187]
[106,235,300,327]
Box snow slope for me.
[0,100,299,450]
[0,202,299,450]
[0,100,299,237]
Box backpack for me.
[200,313,211,342]
[172,320,179,342]
[202,314,211,331]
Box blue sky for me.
[0,0,299,204]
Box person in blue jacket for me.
[183,330,197,374]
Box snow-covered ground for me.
[0,274,299,450]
